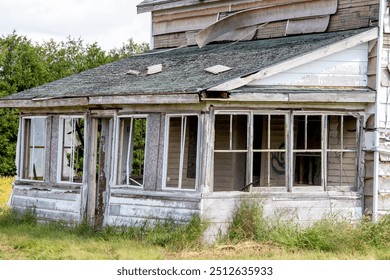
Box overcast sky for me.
[0,0,151,50]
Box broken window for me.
[58,117,84,183]
[253,114,286,187]
[212,111,360,192]
[116,116,147,187]
[214,114,248,191]
[164,115,199,190]
[293,115,322,186]
[21,117,46,181]
[326,115,358,188]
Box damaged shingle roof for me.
[2,28,370,101]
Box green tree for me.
[0,32,149,176]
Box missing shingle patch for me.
[205,65,232,74]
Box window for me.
[58,117,84,183]
[164,115,199,190]
[116,116,147,187]
[214,114,248,191]
[293,115,322,186]
[253,114,286,187]
[21,117,47,181]
[212,111,360,192]
[326,115,358,187]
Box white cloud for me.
[0,0,151,50]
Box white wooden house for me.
[2,0,390,241]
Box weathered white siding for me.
[105,189,201,226]
[249,43,368,87]
[10,185,82,223]
[202,191,363,243]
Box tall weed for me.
[226,201,390,254]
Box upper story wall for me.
[138,0,379,49]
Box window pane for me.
[252,151,285,187]
[270,115,285,149]
[253,115,267,150]
[327,152,356,187]
[215,114,247,150]
[327,115,357,188]
[166,115,198,190]
[294,153,321,186]
[22,118,46,181]
[294,115,321,150]
[214,152,247,191]
[60,118,84,183]
[215,115,230,150]
[117,117,146,186]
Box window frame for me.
[162,113,201,192]
[19,116,48,182]
[57,115,86,185]
[113,114,148,189]
[212,110,361,192]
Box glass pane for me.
[31,118,46,146]
[23,118,46,181]
[28,147,45,180]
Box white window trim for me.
[19,116,48,182]
[162,113,200,192]
[113,114,148,189]
[57,115,85,185]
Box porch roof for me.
[0,28,376,107]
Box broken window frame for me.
[291,114,324,188]
[114,115,148,188]
[324,114,359,189]
[57,115,85,184]
[19,116,47,182]
[162,114,200,192]
[252,113,288,188]
[212,110,361,192]
[291,112,360,191]
[213,111,251,191]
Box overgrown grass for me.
[2,175,390,260]
[225,201,390,258]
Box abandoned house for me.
[2,0,390,241]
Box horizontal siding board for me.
[12,195,80,213]
[117,204,199,220]
[12,187,80,201]
[250,43,368,87]
[109,195,200,210]
[12,206,80,223]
